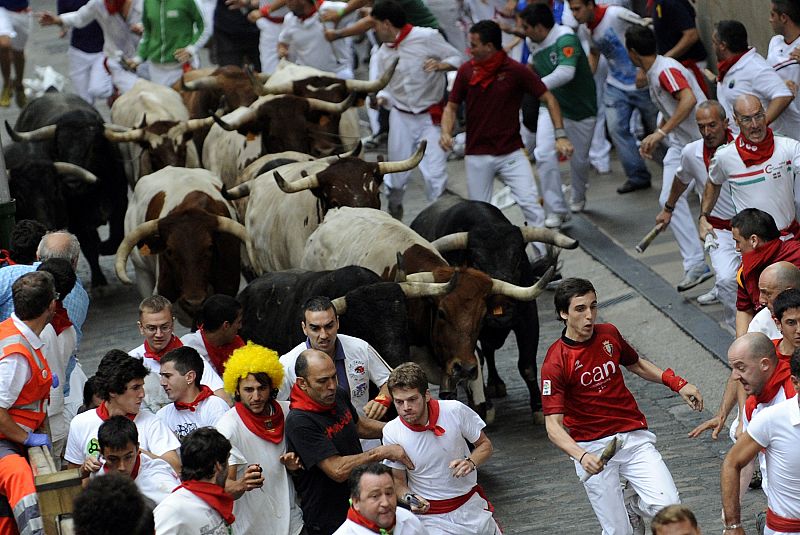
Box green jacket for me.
[138,0,204,64]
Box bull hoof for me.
[485,403,496,425]
[533,411,545,425]
[486,381,507,399]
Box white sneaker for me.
[570,199,586,213]
[623,482,645,535]
[697,288,719,305]
[544,212,571,229]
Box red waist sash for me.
[424,485,493,515]
[768,507,800,532]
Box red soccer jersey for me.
[541,323,648,442]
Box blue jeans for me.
[604,83,658,186]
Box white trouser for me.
[256,17,282,75]
[149,61,190,87]
[590,55,611,170]
[385,108,448,205]
[465,150,546,256]
[419,492,501,535]
[67,46,111,104]
[534,106,595,214]
[105,57,148,94]
[575,430,680,535]
[662,146,705,271]
[367,42,381,136]
[708,227,739,328]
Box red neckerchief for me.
[388,24,413,49]
[175,385,215,412]
[103,453,142,479]
[176,481,235,525]
[235,400,285,444]
[347,505,395,534]
[773,338,793,363]
[399,399,445,436]
[143,335,183,363]
[745,359,796,421]
[51,301,73,335]
[469,50,506,90]
[200,328,245,375]
[104,0,124,14]
[289,383,336,414]
[96,402,136,422]
[741,238,783,284]
[702,129,734,170]
[0,250,15,266]
[297,0,323,21]
[735,128,775,167]
[717,50,747,82]
[586,4,608,31]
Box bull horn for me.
[222,183,252,200]
[214,108,255,131]
[307,92,355,114]
[405,271,436,283]
[378,140,426,174]
[256,72,270,83]
[491,266,555,301]
[182,76,220,91]
[397,280,453,299]
[115,219,160,284]
[104,125,145,142]
[186,116,215,131]
[245,65,268,97]
[520,226,579,249]
[431,232,469,252]
[345,58,399,92]
[260,81,294,95]
[319,140,362,163]
[215,216,249,244]
[211,113,239,131]
[331,296,347,315]
[52,162,98,183]
[5,121,57,142]
[273,169,320,193]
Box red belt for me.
[394,100,445,126]
[7,6,30,12]
[706,215,731,231]
[425,485,494,515]
[768,507,800,532]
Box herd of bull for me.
[6,60,581,421]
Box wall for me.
[694,0,774,64]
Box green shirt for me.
[397,0,438,28]
[531,26,596,121]
[138,0,204,64]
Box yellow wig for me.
[222,341,285,396]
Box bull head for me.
[253,58,399,96]
[431,227,579,252]
[405,266,555,301]
[331,278,455,314]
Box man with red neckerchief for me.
[541,278,703,534]
[382,362,499,535]
[286,349,413,535]
[181,294,245,378]
[334,463,427,535]
[154,427,237,535]
[156,347,229,441]
[216,342,304,535]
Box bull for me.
[222,142,424,274]
[114,167,249,326]
[5,92,128,288]
[411,194,578,421]
[300,207,554,415]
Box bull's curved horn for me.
[104,125,145,142]
[319,140,362,163]
[345,58,399,92]
[405,271,436,283]
[397,280,453,298]
[5,121,57,142]
[114,219,160,284]
[377,140,426,174]
[214,108,255,131]
[260,81,294,95]
[331,296,347,315]
[431,232,469,252]
[182,76,220,91]
[307,92,355,114]
[273,169,320,193]
[215,216,249,244]
[245,65,268,97]
[491,266,555,301]
[52,162,98,183]
[185,116,215,131]
[519,226,579,249]
[255,72,270,83]
[221,183,252,200]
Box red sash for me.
[768,507,800,532]
[235,400,285,444]
[744,359,796,421]
[176,481,235,525]
[174,385,215,412]
[706,216,731,231]
[96,402,136,422]
[399,399,445,436]
[144,335,183,363]
[735,128,775,167]
[425,485,494,515]
[346,505,395,533]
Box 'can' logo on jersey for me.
[602,340,613,357]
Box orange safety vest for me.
[0,318,51,440]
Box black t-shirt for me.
[652,0,706,62]
[286,388,362,535]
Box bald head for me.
[295,348,338,406]
[37,231,80,269]
[733,94,763,116]
[759,261,800,311]
[732,332,776,362]
[295,348,333,380]
[696,100,726,122]
[728,333,778,397]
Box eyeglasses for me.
[735,111,766,125]
[140,322,173,334]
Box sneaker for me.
[570,199,586,213]
[677,263,713,292]
[362,132,388,150]
[544,212,571,229]
[388,203,403,221]
[0,86,11,107]
[13,84,25,108]
[697,288,719,305]
[623,482,645,535]
[750,466,763,489]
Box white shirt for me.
[646,55,705,148]
[177,332,232,389]
[0,314,43,409]
[768,34,800,140]
[716,48,793,135]
[64,407,180,465]
[278,2,352,77]
[746,395,800,522]
[59,0,143,59]
[40,323,77,442]
[382,400,485,501]
[676,139,737,219]
[375,26,463,113]
[332,507,428,535]
[709,134,800,231]
[279,334,391,417]
[154,487,231,535]
[749,307,782,339]
[94,453,180,504]
[586,5,643,90]
[215,402,304,535]
[156,394,230,440]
